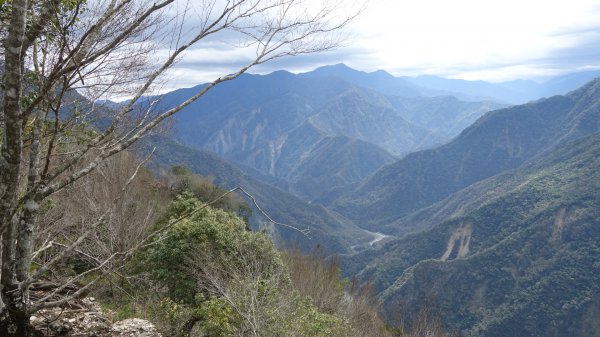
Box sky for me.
[161,0,600,90]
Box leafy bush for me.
[144,193,251,304]
[165,166,252,223]
[142,193,396,337]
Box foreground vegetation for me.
[35,153,448,337]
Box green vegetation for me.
[333,78,600,230]
[345,132,600,337]
[144,194,255,304]
[110,191,392,337]
[31,153,410,336]
[166,166,252,224]
[63,164,408,337]
[145,135,371,255]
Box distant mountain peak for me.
[326,62,353,69]
[370,69,395,79]
[308,63,360,76]
[308,63,393,79]
[266,69,294,77]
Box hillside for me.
[143,136,374,254]
[389,95,505,146]
[307,87,433,156]
[281,135,396,201]
[148,67,502,202]
[333,78,600,230]
[345,132,600,337]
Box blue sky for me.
[161,0,600,90]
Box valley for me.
[138,64,600,337]
[4,1,599,336]
[350,229,391,253]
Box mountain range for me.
[149,65,507,201]
[310,63,600,104]
[343,130,600,336]
[332,78,600,230]
[148,64,600,206]
[334,79,600,336]
[129,64,600,337]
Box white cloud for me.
[343,0,600,80]
[156,0,600,87]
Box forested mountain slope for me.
[143,136,371,254]
[333,78,600,229]
[148,67,502,202]
[344,132,600,337]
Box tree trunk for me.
[0,287,40,337]
[0,0,32,335]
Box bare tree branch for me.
[0,0,358,331]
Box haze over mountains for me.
[152,64,508,200]
[135,64,600,337]
[303,63,600,104]
[333,79,600,229]
[147,64,600,204]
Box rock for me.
[32,297,111,337]
[111,319,161,337]
[31,296,161,337]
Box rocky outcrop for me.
[31,297,111,337]
[31,297,161,337]
[111,319,161,337]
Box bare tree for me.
[0,0,357,335]
[283,249,391,337]
[34,150,169,293]
[189,235,289,337]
